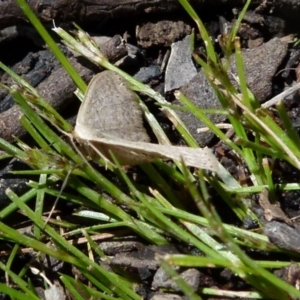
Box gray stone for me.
[165,35,197,92]
[152,267,200,291]
[176,37,288,146]
[134,65,160,83]
[230,37,288,102]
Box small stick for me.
[262,82,300,108]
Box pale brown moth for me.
[73,70,219,172]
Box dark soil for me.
[1,1,300,299]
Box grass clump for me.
[0,0,299,299]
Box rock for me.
[136,20,191,49]
[152,267,200,291]
[229,37,288,102]
[264,221,300,252]
[0,158,31,208]
[176,37,288,146]
[0,50,59,113]
[134,65,161,83]
[177,71,226,147]
[164,35,197,92]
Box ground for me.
[0,1,300,299]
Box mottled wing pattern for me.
[75,70,150,143]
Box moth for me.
[73,70,218,172]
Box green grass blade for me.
[15,0,86,92]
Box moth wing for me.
[76,71,149,142]
[88,137,219,171]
